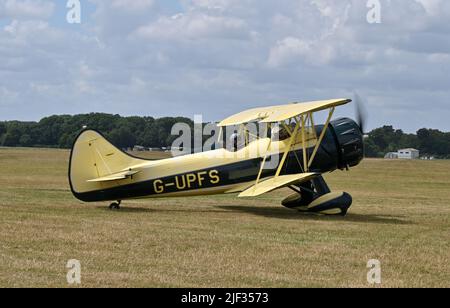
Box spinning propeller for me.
[353,93,369,135]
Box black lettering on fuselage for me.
[153,170,221,194]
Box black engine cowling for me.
[330,118,365,170]
[303,117,364,173]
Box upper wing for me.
[238,173,319,198]
[218,98,351,126]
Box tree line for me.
[364,125,450,159]
[0,114,193,150]
[0,114,449,158]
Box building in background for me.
[384,149,420,160]
[384,152,399,159]
[397,148,420,160]
[133,145,147,152]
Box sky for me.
[0,0,449,132]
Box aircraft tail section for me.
[69,129,144,198]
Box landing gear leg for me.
[109,200,122,210]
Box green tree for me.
[416,128,450,157]
[2,129,21,146]
[0,122,6,136]
[108,127,136,149]
[364,138,382,157]
[0,122,6,144]
[19,134,32,147]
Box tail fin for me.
[69,129,144,198]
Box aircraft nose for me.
[331,118,365,169]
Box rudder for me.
[68,129,143,199]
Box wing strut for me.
[250,106,336,194]
[308,107,335,169]
[255,124,272,186]
[301,114,308,172]
[275,118,300,177]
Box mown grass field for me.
[0,147,449,288]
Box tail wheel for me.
[109,200,122,210]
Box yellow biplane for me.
[69,98,364,216]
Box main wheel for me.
[282,191,352,216]
[306,192,353,216]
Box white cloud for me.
[3,19,49,37]
[0,0,449,132]
[415,0,445,16]
[427,53,450,63]
[0,0,55,19]
[111,0,154,11]
[268,37,336,67]
[134,12,249,41]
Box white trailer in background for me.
[397,148,420,160]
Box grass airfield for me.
[0,147,449,288]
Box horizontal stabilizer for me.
[239,173,318,198]
[87,170,140,183]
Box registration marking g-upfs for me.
[153,170,220,194]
